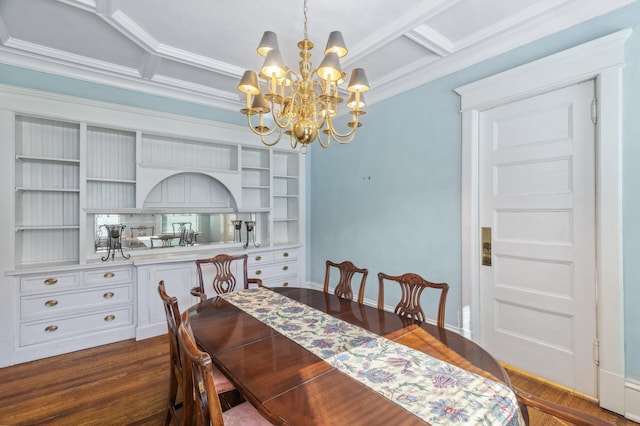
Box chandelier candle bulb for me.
[238,0,370,153]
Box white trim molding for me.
[455,29,630,415]
[625,380,640,421]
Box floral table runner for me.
[220,288,524,425]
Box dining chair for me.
[323,260,368,304]
[192,254,262,301]
[514,387,613,425]
[377,272,449,328]
[129,225,154,248]
[157,281,235,426]
[177,312,271,426]
[172,222,192,246]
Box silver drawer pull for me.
[283,252,289,257]
[283,282,289,287]
[104,272,115,279]
[255,256,262,261]
[45,325,58,332]
[104,315,116,322]
[44,278,58,285]
[103,292,115,299]
[44,300,58,308]
[255,270,262,275]
[282,265,289,271]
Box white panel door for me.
[479,81,597,397]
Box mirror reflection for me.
[93,213,254,253]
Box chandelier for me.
[237,0,370,154]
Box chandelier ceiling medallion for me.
[237,0,370,153]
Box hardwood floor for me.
[504,365,637,426]
[0,336,636,425]
[0,336,169,425]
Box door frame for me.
[455,29,630,414]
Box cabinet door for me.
[147,263,198,325]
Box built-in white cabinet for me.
[136,260,200,339]
[272,151,300,245]
[85,126,136,209]
[136,246,301,339]
[12,114,303,268]
[13,265,135,363]
[241,147,270,211]
[1,86,305,367]
[15,116,80,266]
[248,247,299,288]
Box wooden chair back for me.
[323,260,368,304]
[177,313,226,426]
[157,280,192,425]
[377,272,449,328]
[193,253,262,301]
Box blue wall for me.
[1,3,639,381]
[307,3,640,380]
[0,64,245,125]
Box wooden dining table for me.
[187,287,524,425]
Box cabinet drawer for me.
[21,284,133,320]
[273,248,297,262]
[249,261,298,279]
[84,267,132,286]
[262,275,298,288]
[247,251,273,266]
[20,306,133,346]
[20,272,81,294]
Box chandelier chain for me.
[303,0,309,40]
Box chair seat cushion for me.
[222,401,271,425]
[212,366,235,394]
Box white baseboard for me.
[13,325,136,365]
[600,368,626,414]
[625,380,640,422]
[136,323,166,340]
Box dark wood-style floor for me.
[0,335,636,425]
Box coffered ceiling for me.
[0,0,635,112]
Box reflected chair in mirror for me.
[377,272,449,328]
[192,254,263,301]
[129,225,155,248]
[323,260,368,304]
[172,222,192,246]
[177,313,271,426]
[157,281,234,426]
[514,387,613,426]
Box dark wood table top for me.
[187,287,514,425]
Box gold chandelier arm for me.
[289,131,299,151]
[270,102,292,129]
[325,115,358,143]
[246,114,278,137]
[317,131,331,148]
[259,126,287,147]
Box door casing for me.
[455,29,629,414]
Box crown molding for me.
[364,1,637,105]
[0,46,240,112]
[405,25,453,56]
[0,0,635,112]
